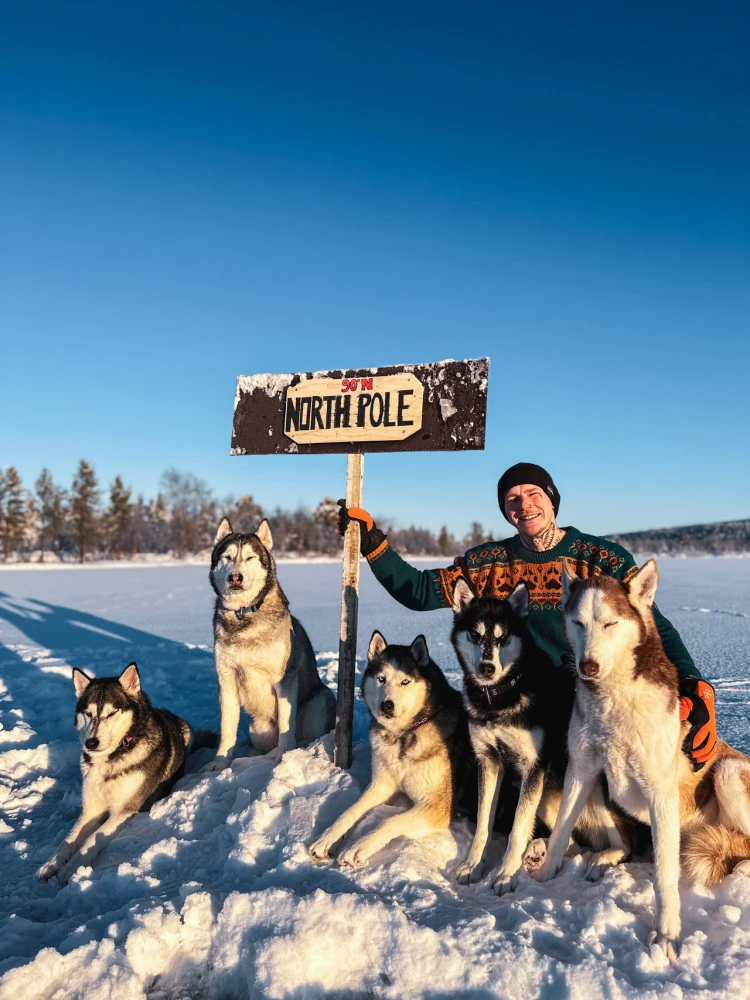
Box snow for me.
[1,558,749,999]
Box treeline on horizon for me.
[0,462,495,563]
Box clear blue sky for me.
[2,1,748,537]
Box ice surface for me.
[0,558,749,998]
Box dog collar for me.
[405,714,433,732]
[223,598,264,619]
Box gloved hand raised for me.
[679,677,717,771]
[337,500,388,558]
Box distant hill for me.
[606,519,750,556]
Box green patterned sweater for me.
[366,526,699,680]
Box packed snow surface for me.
[1,558,749,999]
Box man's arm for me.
[616,547,700,681]
[651,604,701,681]
[337,502,456,611]
[366,542,453,611]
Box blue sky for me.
[2,1,748,538]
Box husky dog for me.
[537,560,750,962]
[451,578,634,895]
[204,518,336,770]
[309,631,473,867]
[37,663,192,885]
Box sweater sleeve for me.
[365,542,454,611]
[618,549,701,681]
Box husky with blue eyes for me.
[309,631,473,867]
[451,578,635,895]
[37,663,193,885]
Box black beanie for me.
[497,463,560,522]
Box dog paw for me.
[648,930,680,963]
[309,837,334,861]
[534,852,565,883]
[455,860,484,885]
[337,842,370,868]
[56,863,76,886]
[200,755,230,773]
[492,869,520,896]
[522,838,547,872]
[36,862,58,882]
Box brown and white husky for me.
[537,559,750,962]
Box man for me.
[339,461,717,770]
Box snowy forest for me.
[0,462,494,562]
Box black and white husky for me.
[451,578,634,894]
[309,631,473,867]
[37,663,192,885]
[204,518,336,770]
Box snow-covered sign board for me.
[231,358,489,455]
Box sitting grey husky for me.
[37,663,192,885]
[204,517,336,770]
[310,631,473,867]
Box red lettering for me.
[361,377,373,390]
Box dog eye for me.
[401,678,410,686]
[84,710,93,718]
[377,674,385,684]
[572,620,584,628]
[468,629,481,643]
[604,621,618,629]
[105,710,119,718]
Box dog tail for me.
[683,825,750,884]
[190,729,220,751]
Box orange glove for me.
[337,501,386,557]
[679,678,717,771]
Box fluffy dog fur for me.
[451,578,634,895]
[309,631,473,867]
[205,517,336,770]
[37,663,191,885]
[537,559,750,962]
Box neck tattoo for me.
[520,519,565,552]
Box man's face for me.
[504,483,555,537]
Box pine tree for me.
[70,460,100,563]
[438,525,456,556]
[107,476,132,559]
[1,467,26,562]
[23,494,39,559]
[35,469,67,561]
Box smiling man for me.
[338,461,717,770]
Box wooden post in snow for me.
[230,358,490,770]
[334,452,364,769]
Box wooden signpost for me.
[231,358,489,768]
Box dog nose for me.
[580,660,600,678]
[381,699,394,717]
[229,572,243,585]
[85,737,99,750]
[478,661,495,678]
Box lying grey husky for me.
[37,663,192,885]
[204,517,336,770]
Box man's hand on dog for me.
[679,678,717,770]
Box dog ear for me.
[410,635,430,668]
[368,630,387,661]
[561,559,578,604]
[72,668,92,698]
[627,559,659,608]
[452,577,474,614]
[119,662,141,695]
[255,519,273,551]
[215,518,232,545]
[506,581,529,617]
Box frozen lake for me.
[1,557,749,998]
